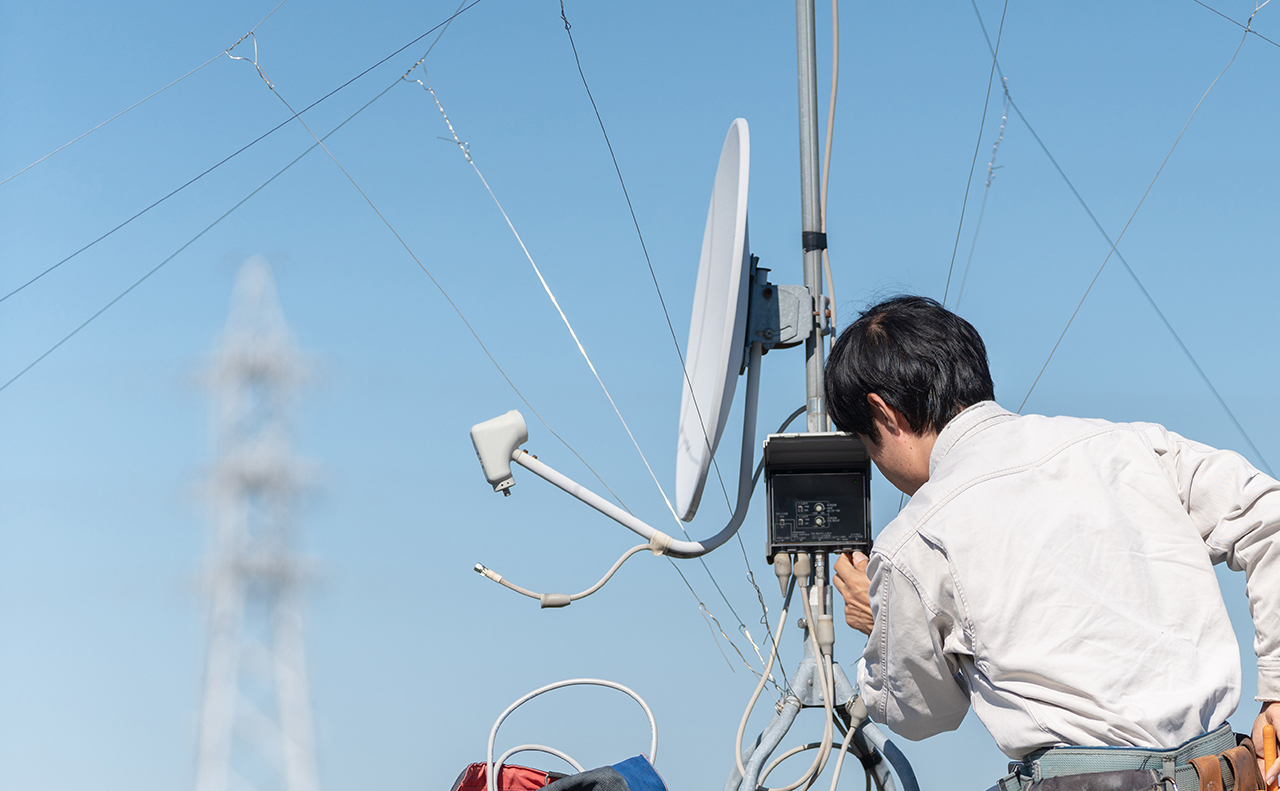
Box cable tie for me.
[802,231,828,252]
[648,531,672,556]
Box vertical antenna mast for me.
[195,257,319,791]
[795,0,828,433]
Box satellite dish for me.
[675,118,752,522]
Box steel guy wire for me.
[414,75,773,655]
[1193,0,1280,47]
[210,31,667,611]
[941,0,1010,308]
[557,1,737,521]
[0,6,625,513]
[415,77,683,529]
[1007,92,1274,475]
[556,1,774,656]
[967,1,1275,475]
[0,0,292,188]
[0,11,455,396]
[954,81,1009,311]
[208,15,639,507]
[0,0,487,308]
[1018,1,1269,416]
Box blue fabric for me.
[538,756,667,791]
[610,756,667,791]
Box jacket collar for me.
[928,401,1018,477]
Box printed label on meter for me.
[770,471,866,547]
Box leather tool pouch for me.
[1225,739,1263,791]
[1192,755,1225,791]
[1027,769,1163,791]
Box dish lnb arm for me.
[470,410,528,495]
[468,343,763,560]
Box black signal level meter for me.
[763,433,872,563]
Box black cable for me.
[0,0,486,307]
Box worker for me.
[827,295,1280,791]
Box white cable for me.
[486,679,658,791]
[760,742,825,785]
[763,585,835,791]
[820,0,840,337]
[828,722,860,791]
[759,725,869,791]
[494,744,585,776]
[736,577,795,777]
[474,544,649,606]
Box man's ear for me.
[866,393,906,438]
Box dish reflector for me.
[675,118,752,521]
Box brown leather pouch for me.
[1192,755,1225,791]
[1224,740,1263,791]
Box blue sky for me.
[2,1,1279,789]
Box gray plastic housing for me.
[470,410,528,493]
[763,432,872,563]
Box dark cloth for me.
[541,756,667,791]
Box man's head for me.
[825,295,994,444]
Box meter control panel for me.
[763,432,872,563]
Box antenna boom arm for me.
[513,343,763,559]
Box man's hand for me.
[1253,700,1280,786]
[833,551,873,635]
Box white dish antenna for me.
[675,118,752,522]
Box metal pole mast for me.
[195,257,319,791]
[796,0,828,434]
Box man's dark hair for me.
[825,295,994,442]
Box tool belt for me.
[993,725,1265,791]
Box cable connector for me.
[474,562,502,583]
[816,614,835,657]
[793,552,812,583]
[845,694,869,728]
[539,593,571,609]
[774,553,793,596]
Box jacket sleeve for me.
[1146,425,1280,701]
[857,550,971,740]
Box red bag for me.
[450,762,568,791]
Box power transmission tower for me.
[195,257,319,791]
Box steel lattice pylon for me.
[195,258,319,791]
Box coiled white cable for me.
[494,744,585,776]
[486,678,657,791]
